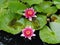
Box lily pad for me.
[40,22,60,44]
[53,0,60,9]
[0,9,23,34]
[21,0,43,5]
[34,1,57,14]
[8,1,27,13]
[17,14,47,30]
[0,0,8,8]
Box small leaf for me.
[53,0,60,9]
[51,15,60,23]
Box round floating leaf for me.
[36,14,47,29]
[40,22,60,44]
[34,1,53,12]
[40,26,57,44]
[22,0,43,5]
[53,0,60,9]
[50,22,60,37]
[0,0,8,8]
[44,6,57,14]
[17,14,47,30]
[8,0,19,2]
[0,9,23,34]
[53,0,60,4]
[56,4,60,9]
[50,22,60,43]
[34,1,57,14]
[8,1,27,13]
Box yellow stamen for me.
[28,11,32,15]
[26,30,30,35]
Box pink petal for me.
[33,30,35,32]
[33,15,37,17]
[21,34,24,37]
[21,26,36,40]
[29,17,32,21]
[34,12,36,14]
[33,34,36,36]
[28,37,31,40]
[30,7,34,11]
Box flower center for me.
[28,11,33,15]
[26,30,30,35]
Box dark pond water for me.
[0,30,60,45]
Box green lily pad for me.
[34,1,57,14]
[40,22,60,44]
[34,1,53,12]
[53,0,60,9]
[0,9,23,34]
[50,22,60,37]
[17,14,47,30]
[0,0,8,8]
[50,22,60,43]
[56,4,60,9]
[40,26,57,44]
[36,14,47,29]
[8,0,19,2]
[53,0,60,4]
[8,1,27,13]
[22,0,43,5]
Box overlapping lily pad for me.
[40,22,60,44]
[0,0,8,8]
[21,0,43,5]
[53,0,60,9]
[34,1,57,15]
[17,14,47,30]
[8,1,27,13]
[0,9,23,34]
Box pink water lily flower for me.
[23,7,37,21]
[21,26,36,40]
